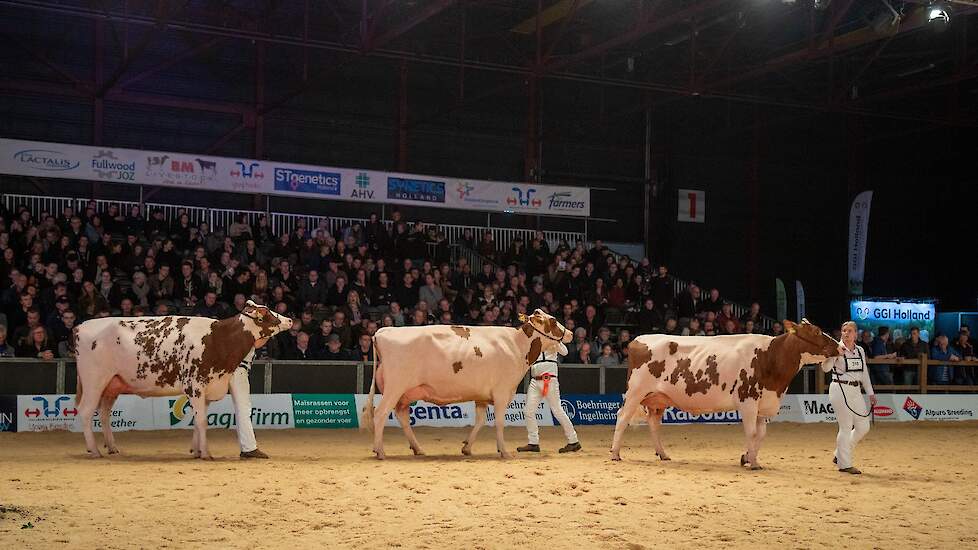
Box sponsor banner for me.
[156,394,294,430]
[774,395,837,423]
[775,278,787,322]
[17,394,156,432]
[796,280,806,321]
[292,394,358,429]
[487,393,553,427]
[557,394,622,425]
[850,299,936,342]
[894,394,977,421]
[0,138,591,217]
[1,395,17,432]
[355,395,475,427]
[847,190,873,295]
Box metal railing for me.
[0,358,820,396]
[2,193,585,253]
[815,356,978,395]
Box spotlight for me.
[927,2,950,32]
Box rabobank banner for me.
[850,299,936,342]
[0,138,590,217]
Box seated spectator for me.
[899,326,929,386]
[331,310,354,348]
[663,317,681,336]
[77,280,109,319]
[354,333,374,363]
[575,342,594,364]
[699,287,723,317]
[716,303,740,334]
[683,317,705,336]
[596,343,620,367]
[740,302,763,325]
[857,329,874,359]
[389,302,406,327]
[593,326,614,353]
[675,283,701,322]
[637,297,663,334]
[18,325,56,359]
[930,334,961,385]
[297,269,327,310]
[0,325,15,357]
[285,331,318,360]
[870,325,898,385]
[615,329,632,362]
[321,333,352,361]
[769,321,784,337]
[192,291,226,318]
[702,320,717,336]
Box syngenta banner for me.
[850,299,936,342]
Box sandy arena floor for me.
[2,422,977,549]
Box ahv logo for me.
[351,172,373,199]
[903,396,923,420]
[14,149,80,171]
[507,187,541,207]
[24,395,76,418]
[231,161,264,179]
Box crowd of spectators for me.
[2,199,784,365]
[858,324,977,387]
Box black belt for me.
[833,379,860,387]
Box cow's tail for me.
[360,335,379,432]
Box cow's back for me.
[77,316,216,396]
[629,333,775,413]
[374,325,527,403]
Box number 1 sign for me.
[677,189,705,223]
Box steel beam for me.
[544,0,729,74]
[368,0,456,52]
[115,38,226,90]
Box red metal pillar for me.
[94,18,105,146]
[525,0,543,181]
[397,59,409,171]
[747,105,762,300]
[255,40,265,159]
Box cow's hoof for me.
[461,445,472,456]
[499,451,514,460]
[201,455,215,461]
[373,450,386,460]
[411,447,425,456]
[749,465,763,471]
[106,447,120,455]
[87,450,103,459]
[740,454,748,467]
[610,454,622,462]
[656,452,671,461]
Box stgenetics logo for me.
[14,149,80,171]
[275,167,341,195]
[903,396,923,420]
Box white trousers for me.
[525,378,578,445]
[829,382,870,469]
[229,367,258,452]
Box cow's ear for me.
[784,320,797,334]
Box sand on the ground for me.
[1,422,976,549]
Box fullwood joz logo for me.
[92,150,136,181]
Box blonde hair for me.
[841,321,857,332]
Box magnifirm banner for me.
[0,138,590,217]
[847,191,873,295]
[850,300,936,342]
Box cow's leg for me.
[190,395,213,460]
[462,403,487,456]
[394,404,425,456]
[190,426,200,455]
[739,402,761,470]
[610,394,644,461]
[492,390,515,459]
[77,374,112,458]
[371,392,400,460]
[753,416,769,461]
[98,393,120,454]
[646,409,670,460]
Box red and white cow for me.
[361,309,573,459]
[611,319,840,468]
[74,301,291,458]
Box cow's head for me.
[520,308,573,356]
[240,299,293,343]
[784,318,841,363]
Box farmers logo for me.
[169,395,192,426]
[903,396,923,420]
[872,405,894,417]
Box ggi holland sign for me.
[850,299,936,342]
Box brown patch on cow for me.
[115,337,121,345]
[526,337,543,366]
[721,382,727,391]
[668,356,720,396]
[545,317,564,339]
[451,325,471,340]
[90,340,97,350]
[668,341,679,355]
[746,336,799,399]
[453,361,464,373]
[193,318,257,392]
[520,322,534,338]
[737,367,762,401]
[627,341,653,379]
[473,346,483,357]
[647,360,666,378]
[729,380,738,395]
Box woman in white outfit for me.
[230,348,269,459]
[518,348,581,453]
[820,321,876,474]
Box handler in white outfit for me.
[517,348,581,453]
[230,348,269,459]
[820,320,876,474]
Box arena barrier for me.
[3,391,977,434]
